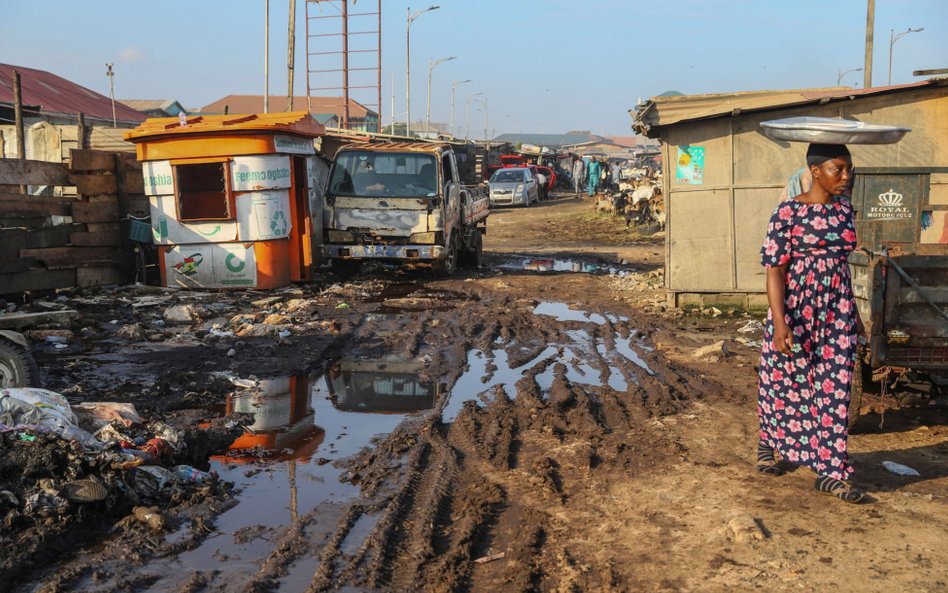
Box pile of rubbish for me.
[0,387,235,530]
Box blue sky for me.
[2,0,945,136]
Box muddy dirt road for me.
[6,195,947,593]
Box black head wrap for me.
[806,143,850,167]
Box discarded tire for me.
[0,340,40,388]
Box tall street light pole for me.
[837,67,863,86]
[474,97,488,141]
[888,27,923,85]
[105,63,116,127]
[426,56,456,137]
[406,5,439,138]
[450,79,470,138]
[465,92,482,140]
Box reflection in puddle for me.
[534,301,608,325]
[502,258,624,275]
[326,359,443,413]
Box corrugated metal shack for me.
[632,78,948,307]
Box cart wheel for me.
[848,357,869,432]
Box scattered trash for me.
[130,465,178,498]
[335,302,351,309]
[74,402,143,429]
[24,490,70,518]
[738,320,764,333]
[277,329,292,338]
[140,438,174,462]
[0,490,19,507]
[132,505,166,531]
[882,460,921,477]
[61,479,108,503]
[473,551,506,564]
[172,465,215,484]
[692,341,728,363]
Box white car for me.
[488,167,539,207]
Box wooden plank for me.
[0,228,28,258]
[72,201,120,222]
[125,171,144,194]
[0,269,77,296]
[19,246,115,263]
[69,172,118,196]
[0,214,48,228]
[0,309,79,329]
[0,158,71,186]
[77,266,127,287]
[69,149,116,172]
[86,222,122,233]
[26,224,84,248]
[0,257,39,274]
[69,229,123,247]
[0,193,75,216]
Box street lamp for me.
[474,96,488,142]
[450,79,471,138]
[426,56,456,137]
[888,27,923,85]
[406,5,440,137]
[837,67,863,86]
[465,92,482,140]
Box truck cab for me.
[322,142,488,275]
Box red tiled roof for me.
[0,63,146,124]
[200,95,377,119]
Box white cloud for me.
[118,46,143,63]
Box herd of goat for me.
[594,180,665,230]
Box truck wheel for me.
[330,259,362,279]
[848,357,869,432]
[461,232,483,269]
[434,235,458,276]
[0,340,40,388]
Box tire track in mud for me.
[285,289,717,592]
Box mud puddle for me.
[500,256,629,275]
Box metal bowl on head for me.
[760,116,911,144]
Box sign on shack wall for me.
[231,155,292,192]
[675,145,705,185]
[164,242,257,288]
[236,190,292,241]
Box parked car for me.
[489,167,539,207]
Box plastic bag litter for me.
[0,388,101,450]
[737,320,764,334]
[882,460,921,476]
[130,465,178,498]
[74,402,142,429]
[147,421,182,452]
[24,491,70,517]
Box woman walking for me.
[756,143,866,503]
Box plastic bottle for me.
[171,465,214,484]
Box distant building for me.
[492,132,603,147]
[0,63,145,126]
[0,63,144,161]
[119,99,187,118]
[200,95,379,132]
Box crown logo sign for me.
[878,189,903,207]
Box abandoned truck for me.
[321,142,489,275]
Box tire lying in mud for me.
[0,339,40,388]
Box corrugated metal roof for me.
[632,79,943,135]
[119,99,184,114]
[0,63,146,124]
[200,95,377,119]
[124,111,325,142]
[336,141,446,154]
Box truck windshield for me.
[328,151,438,198]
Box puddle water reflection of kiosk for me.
[125,113,325,289]
[325,359,443,413]
[222,376,325,461]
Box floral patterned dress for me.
[758,195,858,481]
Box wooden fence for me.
[0,149,148,295]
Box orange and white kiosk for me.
[125,112,325,289]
